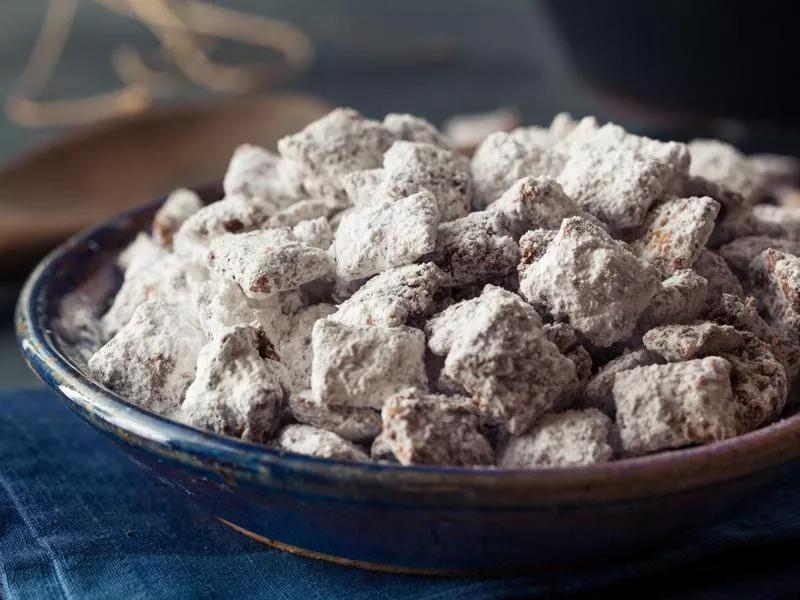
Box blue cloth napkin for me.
[2,389,800,600]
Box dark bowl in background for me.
[541,0,800,125]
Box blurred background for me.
[1,0,799,386]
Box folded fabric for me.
[1,389,799,600]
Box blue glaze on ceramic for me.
[15,193,800,574]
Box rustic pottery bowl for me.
[16,191,800,575]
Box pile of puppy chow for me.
[87,107,800,468]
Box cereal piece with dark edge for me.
[440,292,577,434]
[470,131,562,209]
[89,298,204,415]
[518,229,557,267]
[278,424,369,461]
[276,107,395,192]
[333,190,439,280]
[332,263,448,327]
[717,236,800,280]
[207,229,332,298]
[682,174,751,249]
[708,293,800,378]
[223,144,297,207]
[380,388,494,466]
[556,119,690,229]
[425,284,541,356]
[722,334,788,433]
[383,113,454,150]
[749,249,800,336]
[643,322,745,362]
[292,217,333,250]
[498,409,614,468]
[693,249,744,312]
[543,322,593,390]
[582,349,664,415]
[179,324,289,442]
[519,217,660,347]
[381,141,473,221]
[370,432,398,462]
[311,319,427,409]
[688,139,767,204]
[173,195,276,259]
[424,211,518,286]
[278,303,337,390]
[153,188,204,247]
[487,176,591,240]
[632,196,720,274]
[288,390,381,442]
[637,270,709,331]
[613,357,737,455]
[341,168,385,206]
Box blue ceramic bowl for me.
[16,191,800,575]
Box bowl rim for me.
[15,197,800,506]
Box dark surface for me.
[541,0,800,123]
[2,388,800,599]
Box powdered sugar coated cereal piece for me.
[383,113,454,150]
[582,349,664,416]
[749,153,800,188]
[614,357,736,455]
[277,303,337,391]
[117,232,167,272]
[311,319,427,409]
[470,130,562,209]
[749,249,800,336]
[643,322,745,362]
[288,390,381,442]
[292,217,333,250]
[718,236,800,280]
[519,217,660,347]
[89,298,204,415]
[223,144,297,208]
[708,294,800,378]
[381,141,472,221]
[720,334,787,433]
[173,195,276,260]
[333,190,439,280]
[487,176,589,240]
[693,249,744,311]
[498,409,613,468]
[179,323,289,442]
[556,120,690,229]
[440,293,577,434]
[688,139,767,204]
[267,198,339,228]
[518,229,557,267]
[341,168,385,206]
[332,262,448,328]
[380,388,494,467]
[101,252,199,337]
[425,284,541,356]
[153,188,204,247]
[442,106,520,153]
[277,108,394,180]
[192,274,303,342]
[207,229,332,298]
[750,204,800,241]
[637,270,709,331]
[632,196,720,274]
[424,210,518,286]
[278,424,369,461]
